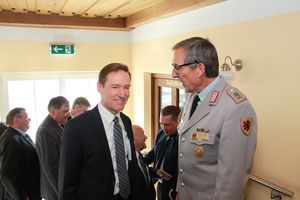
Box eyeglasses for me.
[172,61,199,71]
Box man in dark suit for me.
[35,96,70,200]
[132,125,155,200]
[0,107,41,200]
[59,63,140,200]
[144,105,180,200]
[0,122,7,200]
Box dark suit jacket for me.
[136,153,155,200]
[0,123,7,200]
[0,127,41,200]
[35,115,63,200]
[144,130,178,200]
[59,106,140,200]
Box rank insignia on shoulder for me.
[227,87,247,104]
[241,118,253,135]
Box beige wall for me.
[0,41,133,116]
[131,11,300,199]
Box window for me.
[1,72,98,141]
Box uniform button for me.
[182,137,185,142]
[179,169,183,173]
[179,153,182,158]
[181,182,185,187]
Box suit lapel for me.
[89,106,114,167]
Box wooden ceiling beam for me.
[0,10,132,30]
[126,0,224,28]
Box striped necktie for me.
[113,116,131,198]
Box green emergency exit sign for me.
[50,44,75,55]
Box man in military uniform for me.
[171,37,257,200]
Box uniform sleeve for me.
[215,101,257,200]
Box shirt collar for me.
[197,76,220,101]
[98,102,120,123]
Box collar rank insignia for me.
[241,118,253,135]
[209,91,219,105]
[227,87,247,104]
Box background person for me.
[35,96,70,200]
[171,37,257,200]
[69,96,91,118]
[59,63,140,200]
[132,125,155,200]
[0,108,41,200]
[144,105,180,200]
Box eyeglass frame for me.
[172,61,199,71]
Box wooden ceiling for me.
[0,0,223,31]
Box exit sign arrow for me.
[50,44,75,55]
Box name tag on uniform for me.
[191,128,210,140]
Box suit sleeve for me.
[0,137,23,199]
[215,101,257,200]
[59,121,82,200]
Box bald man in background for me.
[132,125,155,200]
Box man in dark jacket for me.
[35,96,70,200]
[0,108,41,200]
[0,121,7,200]
[59,63,140,200]
[144,105,180,200]
[132,125,155,200]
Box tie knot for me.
[193,95,200,103]
[113,116,119,123]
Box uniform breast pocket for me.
[189,134,219,165]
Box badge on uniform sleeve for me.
[194,146,204,158]
[241,118,253,135]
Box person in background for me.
[171,37,257,200]
[69,96,91,118]
[0,108,41,200]
[0,122,7,136]
[132,125,156,200]
[0,121,8,199]
[59,63,140,200]
[143,105,180,200]
[35,96,70,200]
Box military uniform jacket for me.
[177,76,257,200]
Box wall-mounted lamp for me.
[220,56,243,80]
[221,56,243,71]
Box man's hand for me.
[157,169,172,180]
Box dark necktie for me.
[25,134,34,146]
[189,95,200,119]
[138,153,150,185]
[113,116,131,199]
[156,136,170,169]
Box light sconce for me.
[220,56,243,80]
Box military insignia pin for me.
[194,146,204,158]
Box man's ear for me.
[196,63,206,76]
[97,81,103,93]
